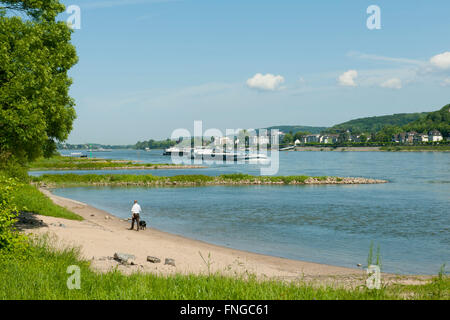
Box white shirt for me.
[131,203,142,214]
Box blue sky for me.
[60,0,450,144]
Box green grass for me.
[12,184,83,221]
[30,173,371,187]
[28,155,186,170]
[1,237,448,300]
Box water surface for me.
[48,150,449,274]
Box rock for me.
[59,223,66,228]
[147,256,161,263]
[113,252,136,264]
[164,258,176,267]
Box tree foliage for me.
[0,174,27,257]
[0,0,78,163]
[403,104,450,137]
[264,125,326,135]
[325,112,428,134]
[372,104,450,141]
[135,138,176,150]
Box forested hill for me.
[262,125,328,134]
[403,104,450,137]
[259,110,431,135]
[323,112,429,134]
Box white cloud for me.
[380,78,402,89]
[338,70,358,87]
[348,51,425,66]
[441,78,450,87]
[246,73,285,91]
[430,52,450,70]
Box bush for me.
[0,175,28,257]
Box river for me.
[37,149,449,274]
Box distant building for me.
[249,135,270,146]
[405,132,418,144]
[305,134,321,143]
[213,136,233,146]
[392,132,407,143]
[428,130,443,142]
[320,134,339,144]
[413,134,428,143]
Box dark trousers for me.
[130,213,140,230]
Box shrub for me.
[0,175,28,257]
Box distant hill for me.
[324,112,429,134]
[57,143,133,150]
[403,104,450,137]
[262,125,328,134]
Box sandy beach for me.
[23,188,429,287]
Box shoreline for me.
[32,175,389,188]
[24,188,430,286]
[293,146,450,152]
[29,165,207,171]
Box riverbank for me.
[31,173,388,188]
[28,155,206,171]
[294,146,382,152]
[29,164,206,171]
[20,188,429,288]
[294,146,450,152]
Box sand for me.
[23,188,429,287]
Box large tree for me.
[0,0,78,163]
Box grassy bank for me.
[31,173,387,187]
[380,145,450,152]
[0,170,82,221]
[12,184,83,221]
[29,155,203,170]
[0,237,448,300]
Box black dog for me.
[139,220,147,230]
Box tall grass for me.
[28,155,180,170]
[1,237,448,300]
[12,184,82,221]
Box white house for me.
[320,134,339,144]
[413,134,428,143]
[428,130,443,142]
[305,134,321,143]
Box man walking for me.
[129,200,142,231]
